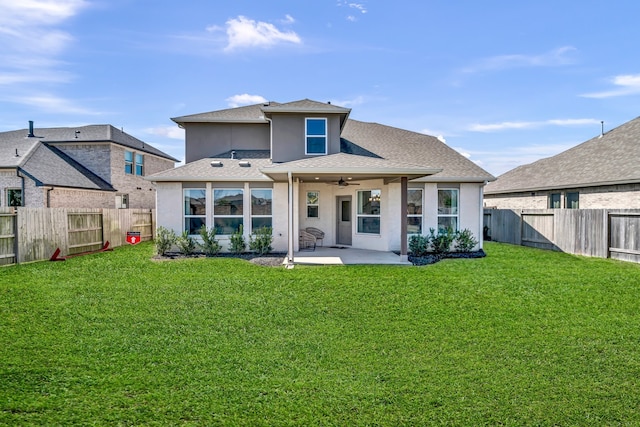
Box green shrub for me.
[199,226,222,256]
[249,226,273,255]
[432,227,455,254]
[176,231,197,256]
[408,234,430,256]
[229,225,246,254]
[454,228,479,252]
[155,226,176,256]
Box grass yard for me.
[1,242,640,425]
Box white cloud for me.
[581,74,640,98]
[226,94,268,108]
[469,118,600,132]
[461,46,577,74]
[9,94,102,115]
[0,0,87,91]
[349,3,367,13]
[328,95,365,107]
[214,15,301,52]
[146,126,185,140]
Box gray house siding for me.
[270,114,342,163]
[185,123,270,163]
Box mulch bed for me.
[152,252,287,267]
[408,249,486,266]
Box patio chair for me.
[299,229,317,251]
[305,227,325,246]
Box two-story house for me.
[0,122,177,209]
[148,99,495,261]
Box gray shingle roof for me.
[261,99,350,114]
[148,151,273,182]
[21,144,114,191]
[172,103,276,124]
[485,116,640,194]
[341,120,495,182]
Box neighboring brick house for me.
[484,116,640,209]
[0,122,177,208]
[148,99,495,261]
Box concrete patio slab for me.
[290,246,411,265]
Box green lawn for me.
[1,242,640,426]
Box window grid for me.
[407,189,423,234]
[213,188,244,235]
[251,189,273,232]
[306,191,319,218]
[184,189,206,235]
[437,188,459,232]
[357,189,381,234]
[305,118,327,155]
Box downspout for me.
[479,182,486,250]
[287,171,294,267]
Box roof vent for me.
[211,160,223,167]
[75,130,81,139]
[15,148,19,157]
[599,120,604,138]
[230,150,236,159]
[27,120,35,138]
[239,160,250,167]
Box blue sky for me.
[2,0,640,176]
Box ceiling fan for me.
[333,177,360,187]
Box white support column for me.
[287,172,294,267]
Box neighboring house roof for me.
[21,144,115,191]
[153,101,495,184]
[485,116,640,194]
[0,124,178,163]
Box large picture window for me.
[357,189,381,234]
[305,118,327,155]
[407,189,423,234]
[184,189,206,235]
[214,189,244,234]
[437,189,458,232]
[251,189,272,232]
[306,191,319,218]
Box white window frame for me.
[407,188,423,235]
[305,117,327,155]
[184,189,206,235]
[306,191,319,218]
[437,188,459,232]
[213,188,244,235]
[250,188,273,232]
[356,189,381,235]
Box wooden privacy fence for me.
[484,209,640,263]
[0,208,154,265]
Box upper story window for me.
[125,150,133,174]
[135,153,144,176]
[305,118,327,155]
[549,193,561,209]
